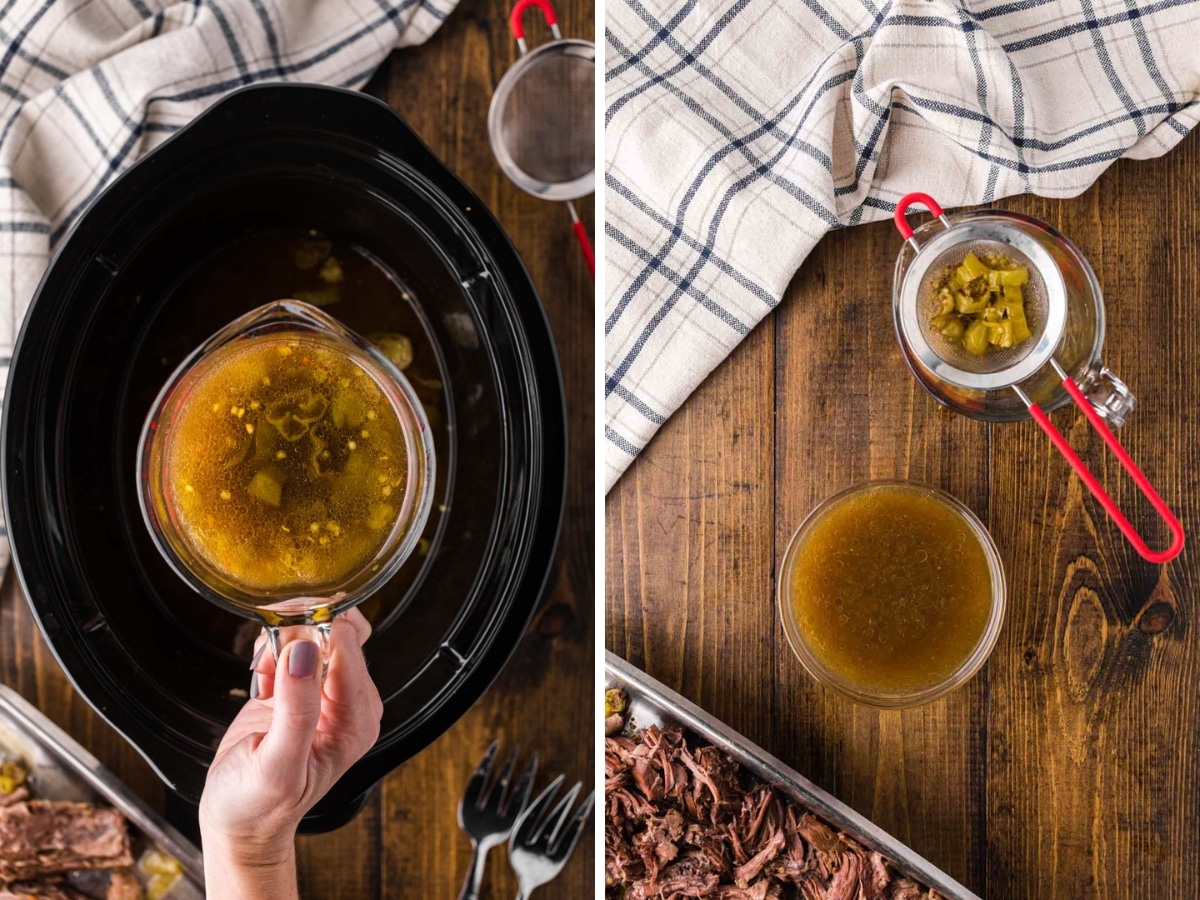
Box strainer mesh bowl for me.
[497,52,594,186]
[916,238,1050,376]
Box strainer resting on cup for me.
[892,192,1184,564]
[488,0,595,276]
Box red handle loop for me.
[572,219,594,278]
[894,192,945,241]
[510,0,558,41]
[1027,380,1185,563]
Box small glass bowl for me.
[777,480,1006,708]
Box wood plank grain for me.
[771,221,990,893]
[381,632,595,899]
[605,314,777,751]
[606,129,1200,899]
[371,0,596,896]
[0,574,166,809]
[984,137,1200,899]
[296,792,382,899]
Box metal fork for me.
[507,775,595,899]
[457,741,538,900]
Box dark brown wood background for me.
[0,0,595,896]
[607,131,1200,899]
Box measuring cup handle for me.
[265,620,333,682]
[1025,382,1185,563]
[510,0,561,49]
[894,192,948,243]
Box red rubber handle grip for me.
[573,219,594,278]
[894,192,945,241]
[1026,381,1184,563]
[510,0,557,40]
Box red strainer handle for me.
[894,192,945,241]
[573,220,595,277]
[567,200,594,277]
[1026,380,1185,563]
[510,0,559,42]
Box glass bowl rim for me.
[776,479,1006,709]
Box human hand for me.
[198,609,383,900]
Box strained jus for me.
[787,486,993,694]
[159,332,409,593]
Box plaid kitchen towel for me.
[604,0,1200,490]
[0,0,459,569]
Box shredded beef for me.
[0,788,31,809]
[864,851,891,900]
[888,877,938,900]
[605,705,946,900]
[0,802,132,882]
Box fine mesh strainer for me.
[488,0,595,276]
[893,192,1184,563]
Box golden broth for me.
[161,331,409,593]
[786,486,993,694]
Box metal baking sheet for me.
[605,652,980,900]
[0,684,204,897]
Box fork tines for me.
[512,775,595,859]
[460,740,539,822]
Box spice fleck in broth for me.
[787,486,993,694]
[161,331,410,594]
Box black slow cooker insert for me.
[2,84,566,832]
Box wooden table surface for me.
[606,130,1199,899]
[0,0,595,897]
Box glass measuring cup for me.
[137,300,436,661]
[893,205,1130,424]
[891,194,1183,563]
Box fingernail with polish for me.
[249,643,265,670]
[289,641,318,679]
[249,672,259,700]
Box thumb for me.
[258,639,323,773]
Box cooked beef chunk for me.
[863,851,891,900]
[0,883,90,900]
[0,787,31,808]
[605,721,945,900]
[631,757,665,802]
[716,883,780,900]
[606,821,646,886]
[0,802,132,882]
[625,854,721,899]
[104,869,144,900]
[733,827,785,886]
[889,877,938,899]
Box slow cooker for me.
[2,84,566,831]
